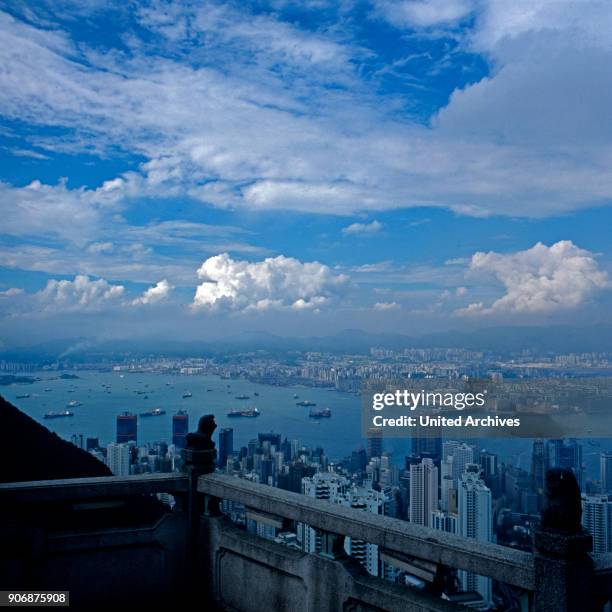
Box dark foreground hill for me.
[0,394,111,483]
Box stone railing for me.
[1,414,612,611]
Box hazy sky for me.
[1,0,611,345]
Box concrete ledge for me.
[202,515,464,612]
[199,473,534,590]
[0,473,188,502]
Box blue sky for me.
[0,0,611,344]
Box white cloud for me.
[193,253,349,312]
[131,279,172,306]
[375,0,474,28]
[374,301,401,311]
[0,2,611,221]
[0,287,23,297]
[36,275,125,313]
[342,220,383,236]
[458,241,610,315]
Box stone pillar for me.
[533,468,596,611]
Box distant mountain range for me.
[1,325,611,362]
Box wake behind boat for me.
[44,410,74,419]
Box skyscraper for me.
[116,412,137,444]
[546,439,583,489]
[600,453,612,494]
[409,458,439,527]
[582,494,612,553]
[458,464,493,607]
[218,427,234,469]
[172,410,189,449]
[367,435,383,460]
[106,442,130,476]
[531,439,546,493]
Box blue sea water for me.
[3,371,605,476]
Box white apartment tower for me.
[409,458,439,527]
[106,442,130,476]
[458,464,493,608]
[582,494,612,553]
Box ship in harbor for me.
[44,410,74,419]
[182,391,193,398]
[140,408,166,417]
[227,408,260,418]
[309,408,331,418]
[296,400,316,407]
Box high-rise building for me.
[172,410,189,449]
[106,442,131,476]
[258,432,281,449]
[300,473,349,553]
[458,464,493,607]
[600,453,612,494]
[116,412,137,444]
[431,509,458,534]
[367,435,383,460]
[452,443,475,485]
[546,439,583,489]
[409,458,439,527]
[582,494,612,553]
[218,427,234,469]
[531,440,546,494]
[411,428,442,462]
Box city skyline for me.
[1,1,612,345]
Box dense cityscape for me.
[35,355,609,611]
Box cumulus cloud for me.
[342,220,383,236]
[458,241,610,315]
[193,253,349,312]
[36,275,125,313]
[131,279,172,306]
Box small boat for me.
[309,408,331,418]
[227,408,260,418]
[140,408,166,417]
[16,394,30,399]
[293,394,299,399]
[235,394,250,400]
[254,392,259,397]
[44,388,52,392]
[182,391,193,399]
[296,400,316,407]
[66,400,82,408]
[44,410,74,419]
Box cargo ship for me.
[296,400,316,407]
[227,408,260,418]
[140,408,166,417]
[44,410,74,419]
[309,408,331,418]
